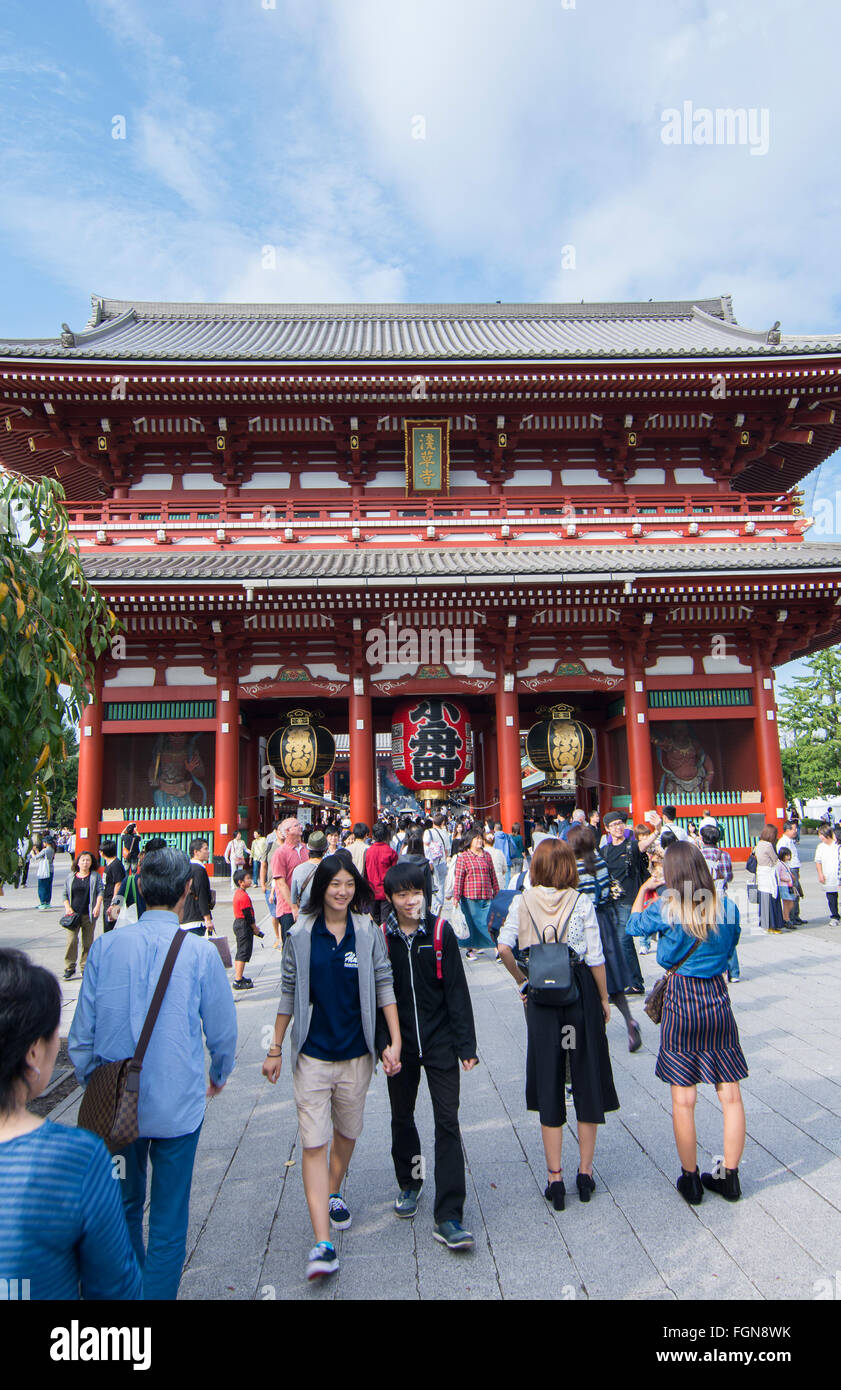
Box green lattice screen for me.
[648,690,751,709]
[104,701,217,720]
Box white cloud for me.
[1,0,841,333]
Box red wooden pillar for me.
[349,680,375,828]
[752,648,786,822]
[624,647,655,821]
[496,666,524,834]
[215,675,240,862]
[76,666,104,857]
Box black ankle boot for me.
[544,1180,566,1211]
[701,1166,741,1201]
[676,1167,704,1205]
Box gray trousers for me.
[789,867,803,921]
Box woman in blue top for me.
[627,841,747,1206]
[0,948,141,1300]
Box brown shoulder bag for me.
[643,938,700,1024]
[77,929,187,1153]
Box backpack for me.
[707,847,730,886]
[486,870,528,942]
[382,914,446,980]
[424,829,445,865]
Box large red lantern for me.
[391,698,472,802]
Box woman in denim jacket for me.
[627,841,747,1206]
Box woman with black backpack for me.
[497,839,618,1211]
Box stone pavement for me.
[3,854,840,1301]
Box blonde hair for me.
[662,841,720,942]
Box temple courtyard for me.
[3,852,839,1302]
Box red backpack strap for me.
[434,914,445,980]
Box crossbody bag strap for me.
[131,930,188,1071]
[667,938,701,977]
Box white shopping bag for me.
[446,899,470,940]
[113,901,139,929]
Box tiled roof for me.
[81,542,841,585]
[2,296,840,362]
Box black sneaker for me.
[63,968,75,980]
[232,979,254,991]
[394,1187,421,1218]
[306,1242,339,1280]
[626,985,645,996]
[433,1220,475,1250]
[328,1194,352,1230]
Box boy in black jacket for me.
[377,860,478,1251]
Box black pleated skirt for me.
[525,961,620,1127]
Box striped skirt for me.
[655,972,748,1087]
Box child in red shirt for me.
[232,868,263,991]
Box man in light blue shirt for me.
[492,821,512,870]
[69,847,237,1300]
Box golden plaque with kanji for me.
[404,419,450,495]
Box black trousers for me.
[826,891,839,919]
[387,1060,465,1224]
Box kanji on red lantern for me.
[391,697,472,797]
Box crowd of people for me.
[0,796,833,1299]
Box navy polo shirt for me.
[301,916,368,1062]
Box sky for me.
[1,0,840,688]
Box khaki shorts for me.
[293,1052,375,1149]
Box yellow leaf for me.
[44,669,50,686]
[0,582,8,603]
[15,597,25,620]
[34,743,50,773]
